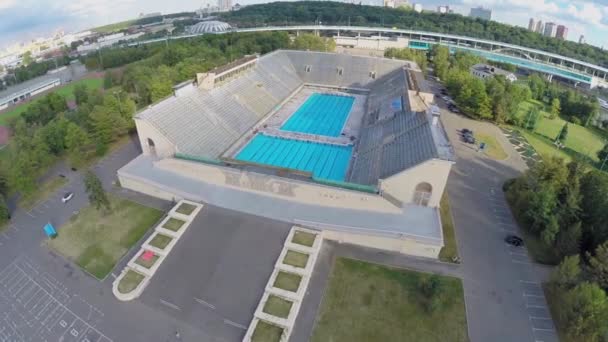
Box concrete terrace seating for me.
[137,50,411,159]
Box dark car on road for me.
[505,235,524,247]
[461,129,475,144]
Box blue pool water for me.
[236,134,353,181]
[281,93,355,137]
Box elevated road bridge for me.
[128,25,608,88]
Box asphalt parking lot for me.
[141,205,291,341]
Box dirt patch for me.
[0,125,10,146]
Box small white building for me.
[470,64,517,82]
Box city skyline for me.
[0,0,607,49]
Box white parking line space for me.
[0,257,112,342]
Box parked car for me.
[461,128,473,135]
[61,192,74,203]
[463,134,476,144]
[505,235,524,247]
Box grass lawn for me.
[438,193,459,263]
[149,234,172,250]
[135,252,159,269]
[175,203,197,215]
[476,133,508,160]
[311,258,469,342]
[518,129,572,162]
[0,78,103,126]
[512,100,606,163]
[535,116,605,162]
[273,271,302,292]
[48,195,163,279]
[263,295,293,318]
[283,250,309,268]
[117,270,145,294]
[292,231,316,247]
[251,320,284,342]
[18,176,67,210]
[162,217,185,232]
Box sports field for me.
[513,100,607,162]
[0,78,103,126]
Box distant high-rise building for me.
[535,20,544,34]
[579,35,586,44]
[543,22,557,38]
[413,3,423,13]
[384,0,395,8]
[556,25,568,40]
[528,18,536,31]
[218,0,232,11]
[469,7,492,21]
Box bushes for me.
[418,274,445,313]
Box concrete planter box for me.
[113,268,150,301]
[112,201,204,301]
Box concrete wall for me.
[334,36,409,51]
[380,159,452,208]
[153,158,403,213]
[135,118,176,158]
[322,229,441,258]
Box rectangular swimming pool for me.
[235,134,353,181]
[281,93,355,137]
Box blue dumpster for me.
[43,223,57,238]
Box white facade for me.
[413,3,423,12]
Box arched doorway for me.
[413,182,432,206]
[147,138,156,156]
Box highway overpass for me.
[128,25,608,88]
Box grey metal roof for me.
[348,67,441,185]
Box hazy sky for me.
[0,0,607,49]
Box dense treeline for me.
[82,32,332,107]
[221,1,608,68]
[425,45,599,127]
[506,159,608,341]
[3,84,135,196]
[0,55,70,91]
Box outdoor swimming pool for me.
[281,93,355,137]
[236,134,352,181]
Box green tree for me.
[431,45,450,81]
[550,98,561,119]
[65,123,91,167]
[597,143,608,167]
[292,34,335,52]
[73,84,89,105]
[560,282,608,341]
[558,123,568,143]
[580,171,608,251]
[22,51,33,66]
[84,170,110,212]
[528,74,546,100]
[88,105,127,155]
[103,71,113,89]
[587,241,608,290]
[550,255,581,288]
[0,196,9,225]
[556,221,582,257]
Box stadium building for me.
[118,50,455,258]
